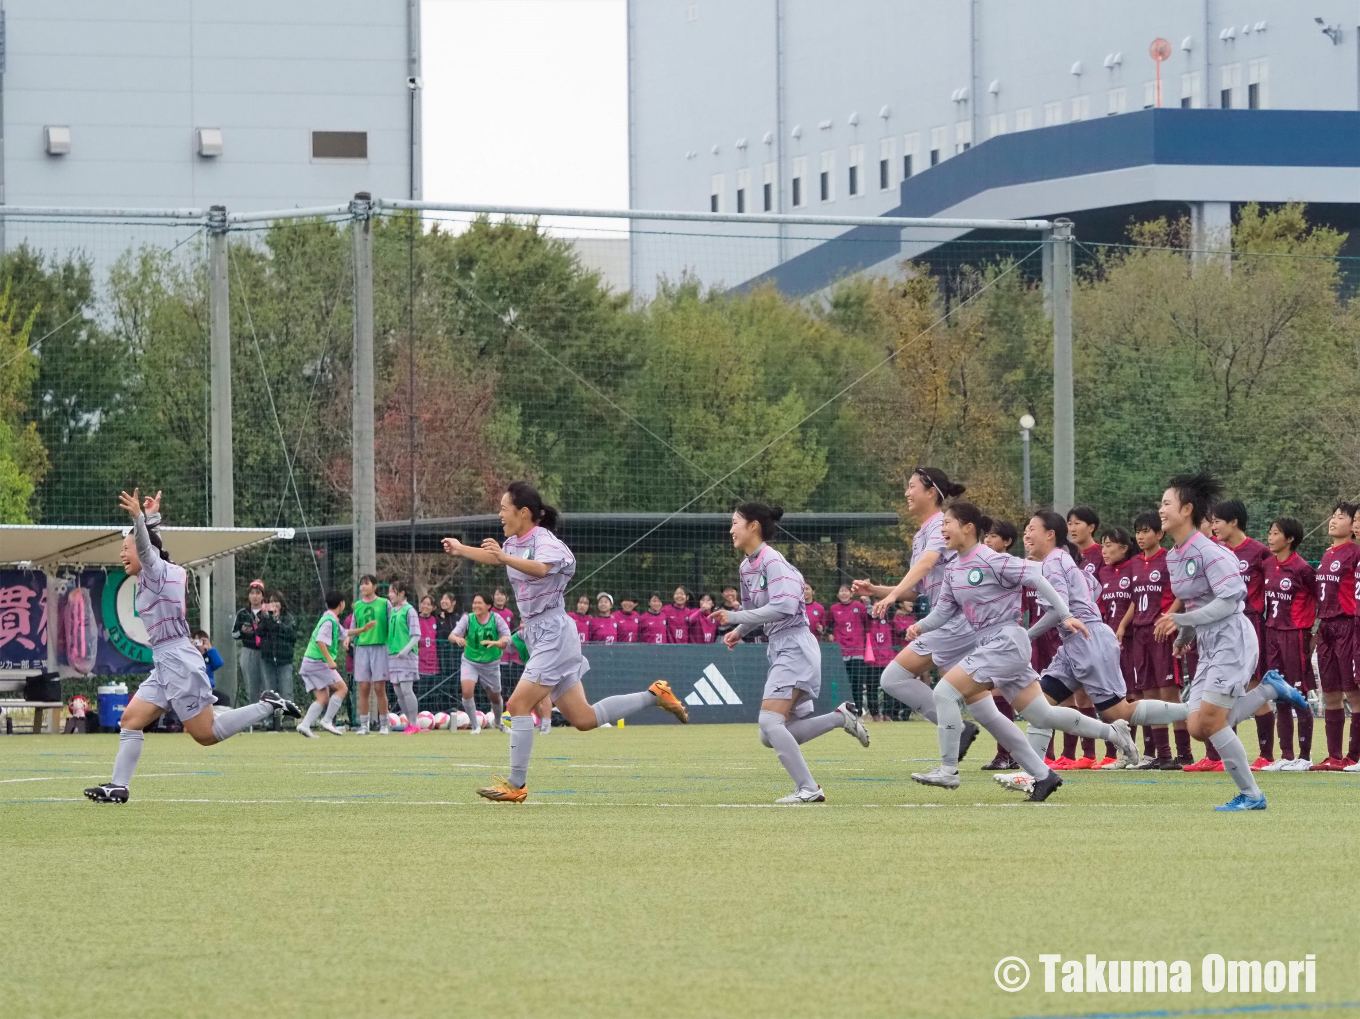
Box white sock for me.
[301,701,323,727]
[880,661,938,723]
[112,728,144,786]
[322,695,343,723]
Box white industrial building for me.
[626,0,1360,295]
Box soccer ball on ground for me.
[387,712,407,730]
[432,711,450,730]
[454,710,471,730]
[417,710,434,730]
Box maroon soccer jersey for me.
[1078,543,1103,582]
[587,614,620,644]
[804,601,827,638]
[688,611,718,644]
[1127,548,1175,627]
[1262,553,1317,630]
[1097,559,1134,628]
[637,611,668,644]
[568,611,590,643]
[661,604,692,644]
[865,616,894,665]
[828,600,867,659]
[891,611,915,650]
[492,606,520,663]
[1225,536,1270,617]
[614,610,640,643]
[1316,541,1360,618]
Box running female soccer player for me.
[386,581,423,734]
[1314,503,1359,769]
[1153,472,1306,809]
[980,520,1021,768]
[1259,516,1318,771]
[450,592,511,733]
[904,503,1091,801]
[349,574,390,735]
[297,591,350,738]
[851,467,979,757]
[85,489,300,803]
[709,503,870,803]
[442,482,688,801]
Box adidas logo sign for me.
[683,664,743,706]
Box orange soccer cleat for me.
[1249,756,1273,771]
[1050,756,1078,770]
[476,777,528,803]
[1072,757,1097,770]
[649,679,689,723]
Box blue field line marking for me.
[1005,999,1360,1019]
[535,789,577,795]
[840,777,895,782]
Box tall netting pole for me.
[351,192,378,591]
[207,205,238,699]
[1051,217,1075,516]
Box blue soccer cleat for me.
[1261,670,1307,713]
[1214,793,1267,812]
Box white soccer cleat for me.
[1343,760,1360,773]
[379,724,391,735]
[1109,718,1140,767]
[469,723,482,734]
[837,701,871,748]
[775,786,825,804]
[1261,758,1289,772]
[995,771,1034,794]
[354,724,369,736]
[318,720,344,736]
[1100,757,1127,770]
[911,766,960,790]
[537,720,551,734]
[1281,758,1312,772]
[297,723,318,739]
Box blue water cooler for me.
[96,683,130,730]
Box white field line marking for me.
[3,797,1193,809]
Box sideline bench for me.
[0,700,65,734]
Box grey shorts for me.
[521,610,590,700]
[354,644,388,685]
[300,658,343,692]
[907,617,976,672]
[763,628,822,702]
[1046,623,1127,704]
[134,641,216,722]
[1187,615,1258,710]
[957,625,1038,703]
[460,657,503,694]
[388,653,419,683]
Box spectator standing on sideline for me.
[662,586,693,644]
[418,594,440,684]
[828,584,869,712]
[192,630,227,704]
[569,594,592,643]
[588,593,621,644]
[232,579,267,704]
[689,593,719,644]
[256,590,298,715]
[435,593,460,680]
[615,597,641,643]
[639,592,669,644]
[804,583,827,639]
[864,597,894,720]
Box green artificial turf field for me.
[2,721,1358,1019]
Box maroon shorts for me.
[1126,625,1175,692]
[1031,628,1060,673]
[1173,643,1197,688]
[1316,617,1356,693]
[1263,627,1315,693]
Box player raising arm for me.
[443,482,688,802]
[86,489,300,803]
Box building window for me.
[791,156,806,207]
[847,144,864,197]
[988,113,1007,138]
[1043,101,1063,126]
[878,137,895,190]
[929,126,946,165]
[311,130,368,160]
[1219,63,1240,108]
[1180,71,1202,108]
[710,173,725,213]
[762,162,775,211]
[736,167,750,214]
[1070,95,1089,121]
[1106,88,1126,116]
[1248,59,1268,109]
[1014,108,1033,131]
[1143,81,1157,109]
[903,133,918,177]
[954,121,971,153]
[819,150,835,202]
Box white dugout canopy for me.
[0,524,294,569]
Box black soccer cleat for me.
[980,752,1015,771]
[957,721,980,764]
[1025,771,1063,803]
[1156,757,1183,770]
[1170,755,1195,770]
[84,783,129,804]
[259,690,302,719]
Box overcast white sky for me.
[421,0,629,210]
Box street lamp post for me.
[1019,413,1035,508]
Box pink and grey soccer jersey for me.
[1167,530,1257,706]
[502,526,590,697]
[728,543,821,703]
[127,512,216,722]
[906,511,976,670]
[913,543,1068,702]
[1032,547,1126,704]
